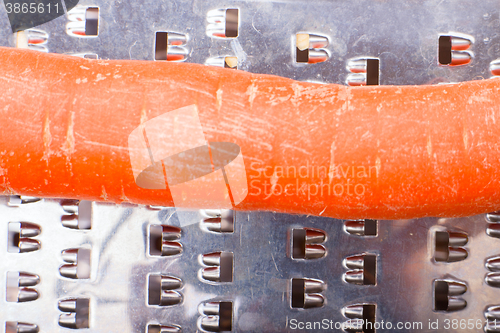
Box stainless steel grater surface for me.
[2,0,500,332]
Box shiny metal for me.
[60,200,92,230]
[147,324,182,333]
[205,56,238,69]
[5,322,39,333]
[487,256,500,271]
[8,196,41,207]
[0,198,500,331]
[66,6,100,38]
[344,219,378,237]
[0,0,496,84]
[486,272,500,288]
[59,248,91,279]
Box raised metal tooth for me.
[486,272,500,288]
[69,52,99,59]
[200,252,233,283]
[61,248,79,263]
[291,278,326,309]
[8,195,41,206]
[59,265,78,279]
[344,219,378,236]
[447,297,467,311]
[434,280,467,312]
[490,60,500,77]
[343,254,377,285]
[344,255,365,270]
[162,241,183,256]
[18,238,41,253]
[199,316,220,332]
[60,248,91,279]
[58,299,78,312]
[66,6,100,37]
[447,248,468,262]
[447,281,467,295]
[343,270,364,285]
[17,288,39,302]
[202,252,222,266]
[304,244,327,259]
[206,8,239,38]
[58,298,90,329]
[308,34,329,49]
[295,33,330,64]
[202,267,221,282]
[16,30,48,52]
[18,272,40,286]
[292,228,327,259]
[198,301,233,332]
[346,59,368,73]
[58,313,78,329]
[160,275,182,290]
[19,222,41,238]
[487,224,500,238]
[7,271,40,302]
[148,274,183,306]
[451,36,472,50]
[346,73,367,86]
[149,224,183,256]
[304,294,325,309]
[487,256,500,271]
[303,278,325,293]
[205,56,238,69]
[438,34,473,66]
[160,290,183,306]
[448,232,468,246]
[200,302,221,315]
[5,322,39,333]
[343,305,364,319]
[161,226,182,241]
[434,230,468,262]
[155,32,189,62]
[346,57,379,85]
[485,305,500,320]
[60,200,92,230]
[487,211,500,223]
[147,324,182,333]
[450,51,472,66]
[305,228,326,243]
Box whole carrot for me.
[0,46,498,220]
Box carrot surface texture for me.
[0,46,498,220]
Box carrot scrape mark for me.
[101,185,108,200]
[216,87,223,112]
[42,111,52,164]
[62,111,75,156]
[246,80,257,109]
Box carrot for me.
[0,46,498,220]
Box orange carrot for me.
[0,46,499,220]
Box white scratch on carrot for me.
[216,87,223,112]
[101,185,108,200]
[42,111,52,164]
[62,111,75,156]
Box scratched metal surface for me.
[0,0,499,84]
[1,0,500,332]
[1,198,500,332]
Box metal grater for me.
[2,0,500,332]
